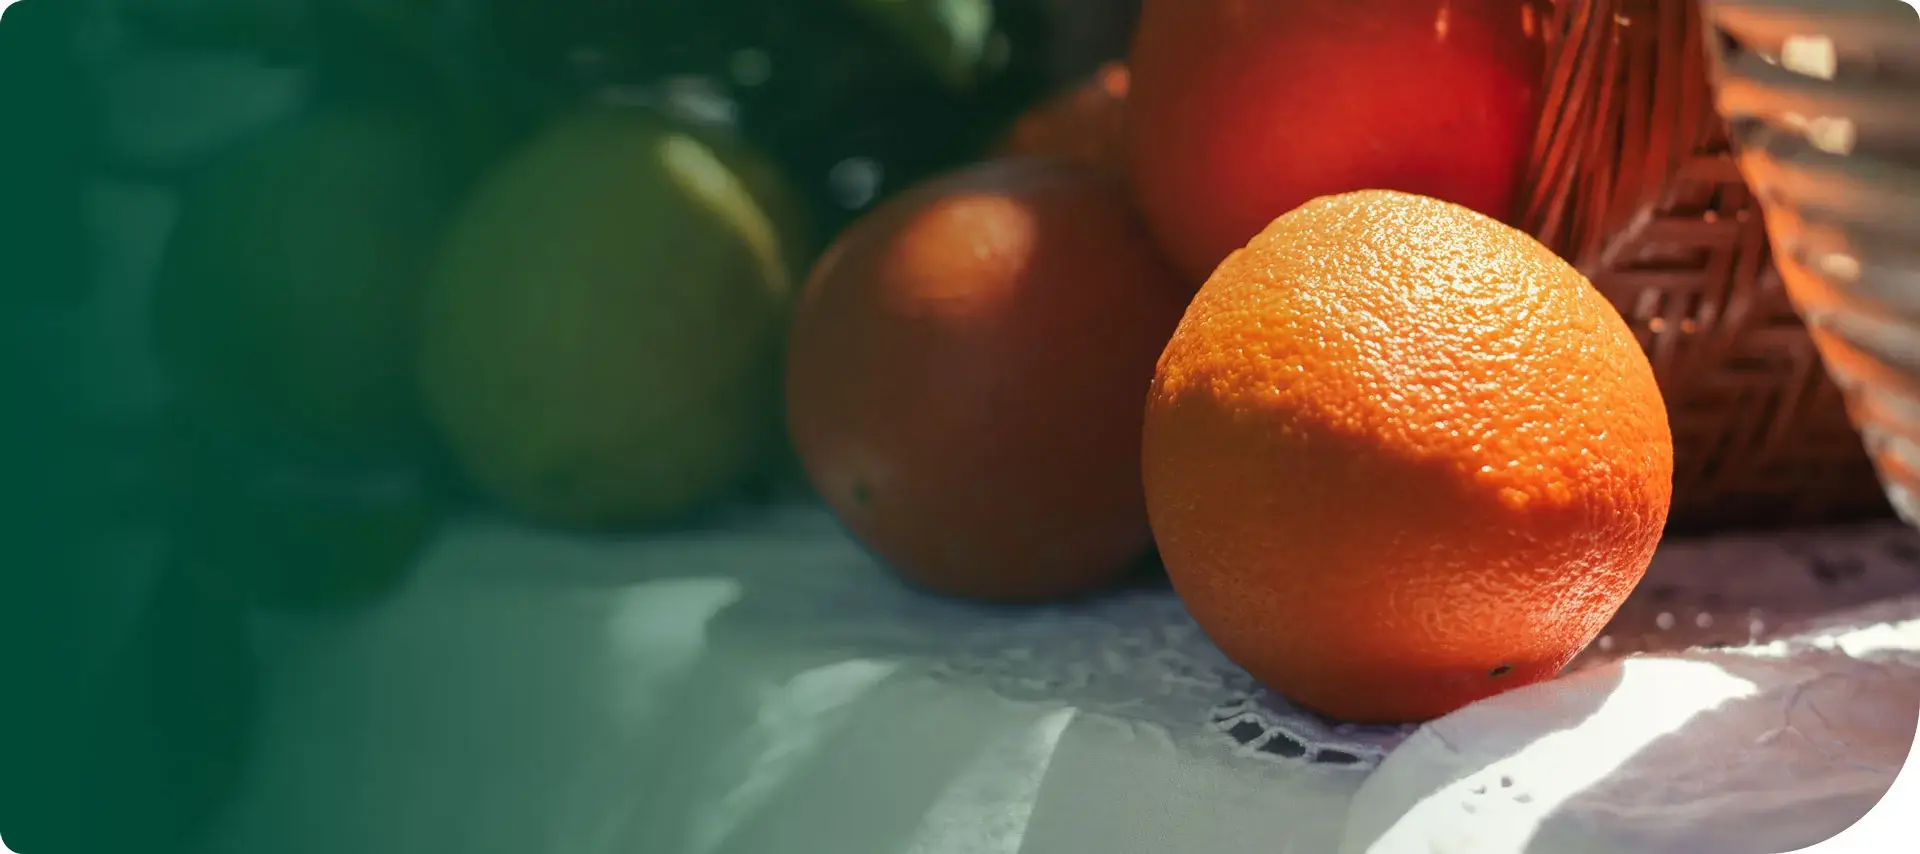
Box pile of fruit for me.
[146,0,1675,725]
[139,0,1060,608]
[789,0,1670,724]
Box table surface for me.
[198,504,1920,854]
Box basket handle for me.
[1521,0,1720,273]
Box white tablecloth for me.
[202,505,1920,854]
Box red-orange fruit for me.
[994,62,1131,177]
[1125,0,1548,285]
[786,157,1188,601]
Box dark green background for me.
[0,0,1135,851]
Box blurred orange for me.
[1125,0,1547,285]
[994,62,1131,177]
[786,157,1187,601]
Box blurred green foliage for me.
[461,0,1058,247]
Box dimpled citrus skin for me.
[1142,190,1673,723]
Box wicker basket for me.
[1524,0,1898,532]
[1700,0,1920,527]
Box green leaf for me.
[842,0,996,93]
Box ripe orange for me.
[786,158,1187,601]
[1125,0,1546,284]
[1142,190,1673,723]
[994,62,1130,176]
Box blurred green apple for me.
[418,105,808,529]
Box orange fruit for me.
[786,157,1187,601]
[993,62,1130,176]
[1125,0,1547,284]
[1142,190,1673,723]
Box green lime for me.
[152,106,471,465]
[419,105,807,529]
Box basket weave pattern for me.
[1525,0,1891,532]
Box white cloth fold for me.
[1345,638,1920,854]
[207,506,1920,854]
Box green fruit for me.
[153,107,468,463]
[419,106,807,529]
